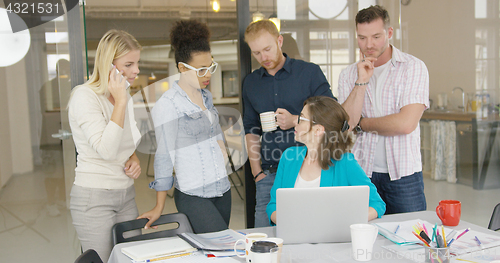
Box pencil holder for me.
[424,246,450,263]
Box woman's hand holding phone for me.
[108,64,128,106]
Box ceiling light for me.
[269,1,280,31]
[211,0,220,13]
[252,11,265,22]
[269,15,281,32]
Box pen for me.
[456,228,470,240]
[436,233,444,248]
[432,223,437,243]
[412,231,430,247]
[456,259,479,263]
[446,230,457,241]
[420,231,431,244]
[441,226,447,247]
[146,252,193,262]
[394,224,401,234]
[422,223,429,236]
[474,236,484,249]
[412,225,421,234]
[417,222,423,231]
[447,238,455,247]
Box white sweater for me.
[68,85,141,189]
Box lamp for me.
[211,0,220,12]
[0,8,31,67]
[252,0,265,22]
[269,17,280,32]
[269,1,280,31]
[149,72,156,80]
[252,11,265,22]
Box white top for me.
[294,172,321,188]
[372,60,392,173]
[204,109,213,123]
[68,85,141,189]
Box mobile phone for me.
[111,64,131,89]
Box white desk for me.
[108,211,500,263]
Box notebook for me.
[276,185,369,244]
[121,236,198,261]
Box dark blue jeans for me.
[174,188,231,234]
[370,171,426,215]
[254,170,276,227]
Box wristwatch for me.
[354,116,364,133]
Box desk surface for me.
[108,211,500,263]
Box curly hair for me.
[304,96,354,170]
[170,20,211,69]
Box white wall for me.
[401,0,476,110]
[0,67,13,188]
[5,59,34,175]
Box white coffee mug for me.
[234,233,268,263]
[350,224,378,261]
[260,111,277,132]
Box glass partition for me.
[0,1,85,261]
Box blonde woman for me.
[68,30,142,261]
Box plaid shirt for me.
[338,45,429,180]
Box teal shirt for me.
[266,146,386,224]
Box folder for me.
[121,236,197,261]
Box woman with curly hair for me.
[138,20,231,233]
[266,96,386,225]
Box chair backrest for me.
[74,249,103,263]
[488,203,500,231]
[112,212,194,246]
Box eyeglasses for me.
[179,61,218,77]
[298,116,316,124]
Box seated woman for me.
[267,96,386,224]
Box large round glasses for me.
[179,61,218,77]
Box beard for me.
[362,41,389,59]
[260,48,283,70]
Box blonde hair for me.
[244,20,280,43]
[72,30,141,99]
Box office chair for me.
[112,212,194,246]
[488,203,500,231]
[74,249,103,263]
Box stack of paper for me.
[374,219,427,245]
[121,236,197,261]
[178,229,244,251]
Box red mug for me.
[436,200,461,226]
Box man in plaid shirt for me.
[338,5,429,214]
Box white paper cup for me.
[250,245,279,263]
[234,233,268,263]
[263,237,283,262]
[260,111,277,132]
[350,224,378,261]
